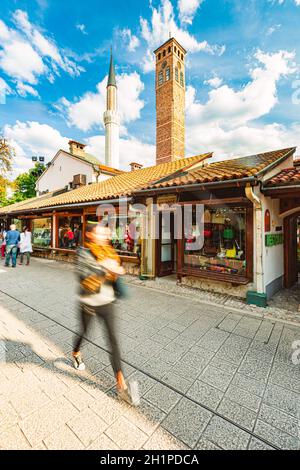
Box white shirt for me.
[20,231,33,253]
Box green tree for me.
[0,163,45,207]
[0,138,14,175]
[13,163,45,200]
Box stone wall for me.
[181,275,253,299]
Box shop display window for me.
[58,215,82,249]
[107,210,142,257]
[32,218,52,248]
[184,206,247,276]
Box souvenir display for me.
[184,206,247,276]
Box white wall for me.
[36,152,95,194]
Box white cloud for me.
[178,0,203,25]
[76,24,88,35]
[204,76,223,88]
[187,49,296,128]
[86,135,155,169]
[16,82,39,97]
[58,72,145,132]
[185,49,299,159]
[266,24,281,36]
[0,77,12,103]
[120,28,140,52]
[140,0,225,72]
[3,121,69,175]
[0,10,83,96]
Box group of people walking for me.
[0,224,32,268]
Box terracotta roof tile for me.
[0,153,211,215]
[146,148,295,189]
[264,167,300,187]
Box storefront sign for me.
[157,195,177,209]
[265,233,283,247]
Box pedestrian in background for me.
[5,224,20,268]
[19,227,33,266]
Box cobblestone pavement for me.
[0,258,300,450]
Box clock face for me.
[162,60,167,69]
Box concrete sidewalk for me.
[0,258,300,450]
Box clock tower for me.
[154,37,186,165]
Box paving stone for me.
[142,360,172,380]
[195,438,221,450]
[89,392,126,424]
[199,365,234,392]
[225,384,261,413]
[202,416,250,450]
[19,397,78,446]
[67,408,108,447]
[129,371,156,396]
[162,398,212,448]
[0,425,32,450]
[143,427,188,450]
[248,437,274,450]
[106,416,148,450]
[88,433,120,450]
[144,382,181,413]
[259,403,300,438]
[254,420,300,450]
[231,373,266,397]
[10,388,51,419]
[64,385,96,412]
[209,357,238,375]
[263,383,300,419]
[162,372,192,394]
[124,399,166,435]
[44,425,84,450]
[217,397,256,431]
[186,380,223,410]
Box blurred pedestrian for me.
[72,222,139,405]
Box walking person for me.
[5,224,20,268]
[19,227,33,266]
[72,222,139,405]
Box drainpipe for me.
[245,184,266,305]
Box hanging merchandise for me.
[204,229,213,238]
[223,219,234,240]
[204,209,212,223]
[212,211,225,224]
[226,245,237,259]
[212,229,221,246]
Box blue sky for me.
[0,0,300,175]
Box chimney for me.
[69,140,86,158]
[130,162,143,172]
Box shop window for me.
[180,72,184,87]
[106,209,142,257]
[58,215,82,249]
[32,218,52,248]
[175,67,179,82]
[158,71,164,86]
[184,206,247,277]
[165,67,170,81]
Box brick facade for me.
[155,38,186,165]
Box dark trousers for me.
[20,252,30,264]
[74,302,122,375]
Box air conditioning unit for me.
[73,174,87,185]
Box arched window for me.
[174,46,177,53]
[168,46,171,53]
[178,49,180,57]
[175,67,179,82]
[163,49,166,57]
[181,53,184,60]
[158,71,164,86]
[180,72,184,87]
[166,67,170,81]
[158,53,161,60]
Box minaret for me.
[103,51,120,168]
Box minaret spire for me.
[103,48,120,169]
